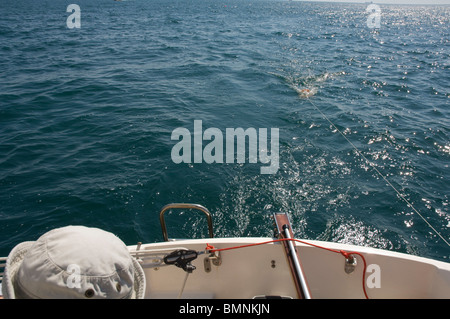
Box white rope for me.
[304,96,450,248]
[129,247,190,256]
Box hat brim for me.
[2,241,146,299]
[2,241,34,299]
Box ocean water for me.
[0,0,449,263]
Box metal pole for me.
[283,225,311,299]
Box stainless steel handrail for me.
[0,256,7,284]
[159,203,214,241]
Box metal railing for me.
[0,256,7,286]
[159,203,214,241]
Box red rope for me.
[205,238,369,299]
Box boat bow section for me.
[129,236,450,299]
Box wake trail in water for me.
[275,70,450,248]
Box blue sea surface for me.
[0,0,449,262]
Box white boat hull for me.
[129,237,450,299]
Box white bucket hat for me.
[2,226,146,299]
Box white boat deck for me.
[129,237,450,299]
